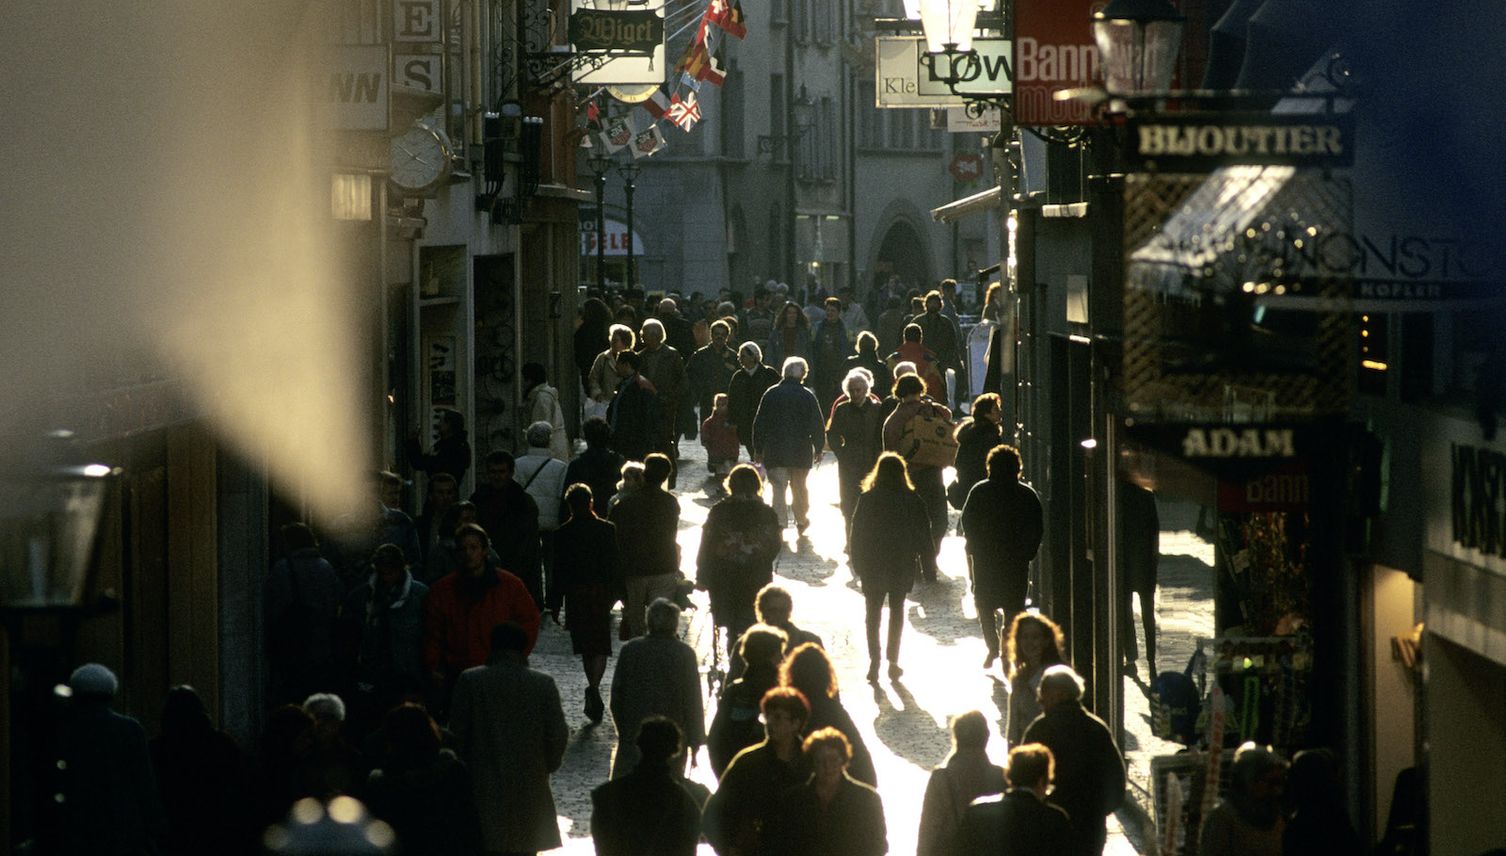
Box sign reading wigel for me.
[1128,115,1356,171]
[568,8,663,53]
[875,36,1012,108]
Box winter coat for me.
[150,718,249,856]
[728,364,781,440]
[956,789,1072,856]
[804,696,878,787]
[887,341,946,400]
[514,446,569,530]
[951,417,1002,504]
[809,319,850,394]
[696,496,782,625]
[563,445,625,514]
[848,487,931,595]
[590,763,703,856]
[365,749,482,856]
[523,382,572,461]
[588,348,622,401]
[910,309,963,372]
[547,514,619,612]
[916,753,1006,856]
[845,351,892,400]
[701,411,741,463]
[765,324,812,367]
[421,568,541,681]
[688,343,741,418]
[751,378,825,469]
[702,742,809,856]
[610,634,705,778]
[960,477,1043,602]
[639,344,686,409]
[764,774,888,856]
[55,701,169,856]
[1021,702,1127,849]
[607,486,681,578]
[450,655,569,853]
[468,481,540,578]
[826,395,884,481]
[607,372,660,460]
[264,549,343,694]
[706,665,780,777]
[404,432,472,484]
[340,571,429,693]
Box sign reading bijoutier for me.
[1127,114,1356,171]
[875,36,1012,108]
[1012,0,1101,125]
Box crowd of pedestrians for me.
[41,287,1364,856]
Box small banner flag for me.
[696,50,726,86]
[667,92,702,131]
[602,117,634,153]
[640,86,673,119]
[631,124,667,158]
[706,0,746,39]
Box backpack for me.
[902,400,958,469]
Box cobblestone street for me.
[530,439,1146,854]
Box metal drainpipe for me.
[785,21,797,289]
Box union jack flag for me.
[667,92,702,131]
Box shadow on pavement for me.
[773,546,839,587]
[905,575,973,648]
[870,679,952,770]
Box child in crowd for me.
[701,393,741,480]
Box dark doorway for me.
[872,221,931,295]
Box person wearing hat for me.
[53,663,169,856]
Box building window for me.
[794,0,810,43]
[721,59,745,159]
[820,97,837,179]
[858,82,882,148]
[770,0,787,25]
[770,73,786,158]
[816,0,835,44]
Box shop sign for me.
[393,0,442,42]
[932,106,1002,133]
[1127,115,1356,172]
[395,54,441,92]
[1012,0,1101,126]
[1124,422,1317,482]
[1422,413,1506,574]
[580,219,645,257]
[568,8,664,53]
[573,0,666,85]
[1217,463,1311,512]
[326,45,389,131]
[948,153,985,183]
[875,36,1012,108]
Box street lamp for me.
[588,153,612,293]
[755,86,818,157]
[913,0,982,86]
[1092,0,1185,98]
[616,162,641,290]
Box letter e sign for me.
[394,0,441,42]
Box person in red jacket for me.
[423,523,541,703]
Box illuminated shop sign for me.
[1127,115,1355,171]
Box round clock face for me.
[389,122,448,193]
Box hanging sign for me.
[1012,0,1100,126]
[1127,114,1356,172]
[573,0,666,85]
[875,36,1012,108]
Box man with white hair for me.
[728,341,780,459]
[1021,664,1126,856]
[609,598,705,778]
[516,420,570,605]
[751,356,826,533]
[638,317,686,479]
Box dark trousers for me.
[912,466,947,577]
[864,588,906,664]
[972,559,1028,656]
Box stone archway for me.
[871,218,932,296]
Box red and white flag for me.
[631,124,666,159]
[705,0,746,39]
[602,117,634,153]
[667,92,702,131]
[695,50,726,86]
[639,86,673,119]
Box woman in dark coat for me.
[843,331,891,407]
[697,464,784,664]
[780,643,877,787]
[706,626,788,777]
[365,703,482,856]
[825,369,885,537]
[848,452,933,683]
[574,296,613,393]
[764,728,887,856]
[403,408,472,484]
[949,392,1003,509]
[549,483,619,723]
[766,300,812,366]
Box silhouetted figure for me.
[1004,613,1067,746]
[266,522,343,705]
[763,728,887,856]
[1200,742,1288,856]
[1119,478,1160,678]
[780,643,877,787]
[404,407,473,484]
[707,626,789,777]
[698,464,783,664]
[960,445,1043,670]
[253,704,316,830]
[150,685,250,856]
[704,687,812,856]
[1021,666,1126,856]
[548,483,619,723]
[916,711,1005,856]
[957,742,1073,855]
[365,703,481,856]
[591,717,702,856]
[848,452,932,683]
[299,693,364,801]
[1283,748,1364,856]
[610,598,705,779]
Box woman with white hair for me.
[825,367,885,535]
[727,341,781,458]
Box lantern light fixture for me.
[1092,0,1185,98]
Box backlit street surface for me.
[533,439,1153,854]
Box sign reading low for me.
[1128,115,1356,171]
[568,8,663,53]
[875,36,1012,109]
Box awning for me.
[931,186,1001,224]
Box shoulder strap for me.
[519,461,548,491]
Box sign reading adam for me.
[569,8,663,53]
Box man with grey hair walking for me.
[609,598,705,779]
[1021,664,1126,856]
[728,342,779,459]
[751,356,826,533]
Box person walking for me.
[727,342,780,460]
[588,324,637,420]
[414,472,460,563]
[1021,665,1126,856]
[590,717,703,856]
[848,452,932,682]
[422,523,541,706]
[365,703,482,856]
[522,363,572,461]
[844,331,891,409]
[688,319,742,428]
[607,453,681,637]
[698,464,784,664]
[882,373,952,581]
[701,393,742,480]
[404,407,473,484]
[609,598,705,779]
[780,643,877,786]
[956,743,1073,855]
[766,300,812,367]
[826,369,885,536]
[960,444,1044,669]
[706,625,789,777]
[575,296,614,397]
[606,349,661,462]
[150,685,250,856]
[468,450,543,602]
[548,483,619,723]
[1005,612,1067,746]
[1119,477,1160,678]
[1283,748,1363,856]
[886,324,945,404]
[949,393,1003,510]
[763,728,888,856]
[516,420,570,608]
[638,317,686,467]
[702,687,812,856]
[752,357,826,533]
[265,522,343,704]
[338,543,430,725]
[754,584,824,650]
[450,621,569,856]
[915,711,1006,856]
[809,296,851,412]
[910,290,962,407]
[564,416,625,515]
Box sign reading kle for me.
[1127,115,1356,172]
[568,9,664,53]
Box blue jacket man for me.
[751,357,825,531]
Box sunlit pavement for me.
[532,439,1144,854]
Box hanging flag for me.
[675,23,710,78]
[631,124,666,159]
[639,86,673,119]
[667,92,702,131]
[706,0,746,39]
[695,50,726,86]
[602,116,634,153]
[586,100,602,126]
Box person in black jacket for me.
[956,742,1072,856]
[1020,666,1126,856]
[727,342,781,459]
[706,625,788,777]
[548,483,620,722]
[591,716,702,856]
[848,452,933,683]
[948,393,1003,510]
[960,444,1043,670]
[365,703,481,856]
[607,349,661,462]
[763,728,887,856]
[698,464,784,664]
[404,407,472,484]
[150,686,251,856]
[826,369,885,538]
[844,331,891,409]
[780,643,877,787]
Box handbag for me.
[902,400,958,469]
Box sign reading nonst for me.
[1128,115,1356,171]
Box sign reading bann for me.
[1451,443,1506,557]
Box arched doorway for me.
[871,220,931,295]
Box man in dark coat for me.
[52,664,169,856]
[590,717,702,856]
[1119,478,1160,678]
[763,728,887,856]
[1021,666,1127,856]
[959,444,1043,668]
[686,319,742,428]
[727,342,780,459]
[403,407,473,484]
[957,742,1072,855]
[607,349,660,462]
[468,450,543,606]
[563,416,626,515]
[702,687,811,856]
[751,357,826,532]
[638,317,686,468]
[607,454,682,638]
[909,289,963,407]
[808,297,850,412]
[826,370,885,533]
